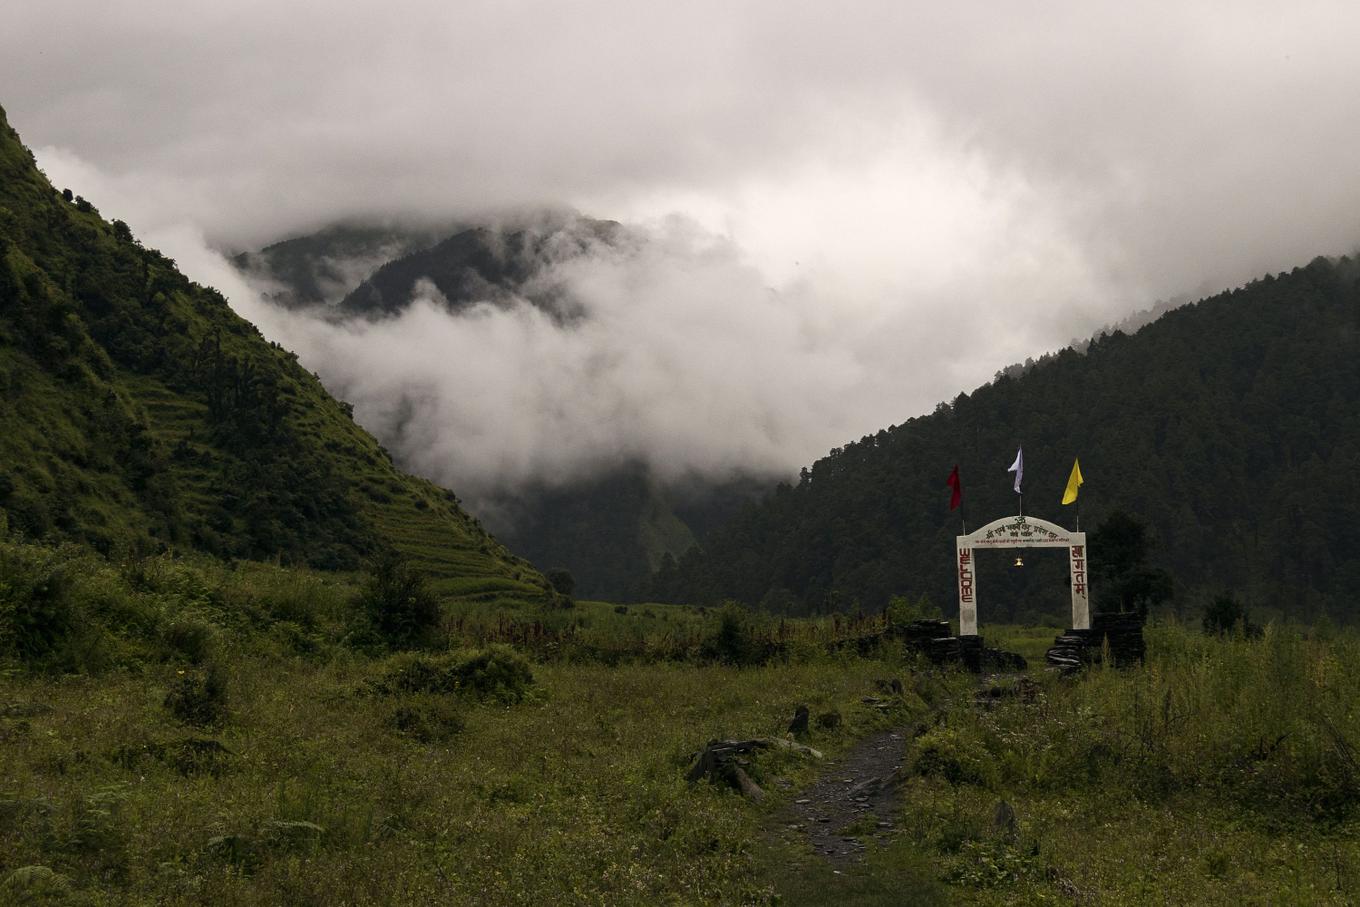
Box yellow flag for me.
[1061,458,1083,505]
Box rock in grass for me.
[1,865,72,898]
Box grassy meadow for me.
[2,539,1359,904]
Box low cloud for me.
[230,207,1110,507]
[13,0,1360,508]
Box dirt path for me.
[779,727,912,863]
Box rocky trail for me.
[779,726,913,863]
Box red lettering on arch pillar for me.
[958,548,974,604]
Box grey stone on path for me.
[778,726,912,867]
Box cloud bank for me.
[9,0,1360,501]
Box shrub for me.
[0,549,77,662]
[0,545,114,672]
[164,661,229,726]
[913,726,996,788]
[887,593,942,625]
[546,569,575,597]
[355,553,441,649]
[453,646,536,702]
[61,785,131,883]
[704,603,770,666]
[376,646,535,704]
[1202,594,1256,637]
[162,618,215,664]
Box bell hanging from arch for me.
[1013,555,1024,568]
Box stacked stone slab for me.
[897,619,952,645]
[888,621,1026,672]
[1045,611,1146,672]
[1045,629,1094,673]
[1093,612,1146,665]
[922,634,962,665]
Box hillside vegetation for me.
[654,257,1360,621]
[0,104,551,606]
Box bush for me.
[1202,594,1256,637]
[376,646,536,704]
[0,545,114,672]
[913,727,997,788]
[164,661,229,726]
[0,549,77,662]
[546,569,575,597]
[356,553,441,649]
[162,617,215,664]
[453,646,536,702]
[704,603,770,666]
[887,593,942,625]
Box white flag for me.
[1007,447,1024,494]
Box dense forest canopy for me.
[652,256,1360,622]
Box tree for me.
[1202,594,1256,637]
[546,569,575,598]
[1090,511,1173,616]
[357,552,441,648]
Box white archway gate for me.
[956,515,1089,636]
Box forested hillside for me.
[653,257,1360,621]
[0,104,553,605]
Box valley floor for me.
[2,549,1358,904]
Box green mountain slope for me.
[0,104,552,605]
[654,257,1360,621]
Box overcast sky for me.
[5,1,1360,497]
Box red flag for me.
[946,465,962,511]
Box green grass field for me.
[2,541,1359,904]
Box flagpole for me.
[1007,445,1025,520]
